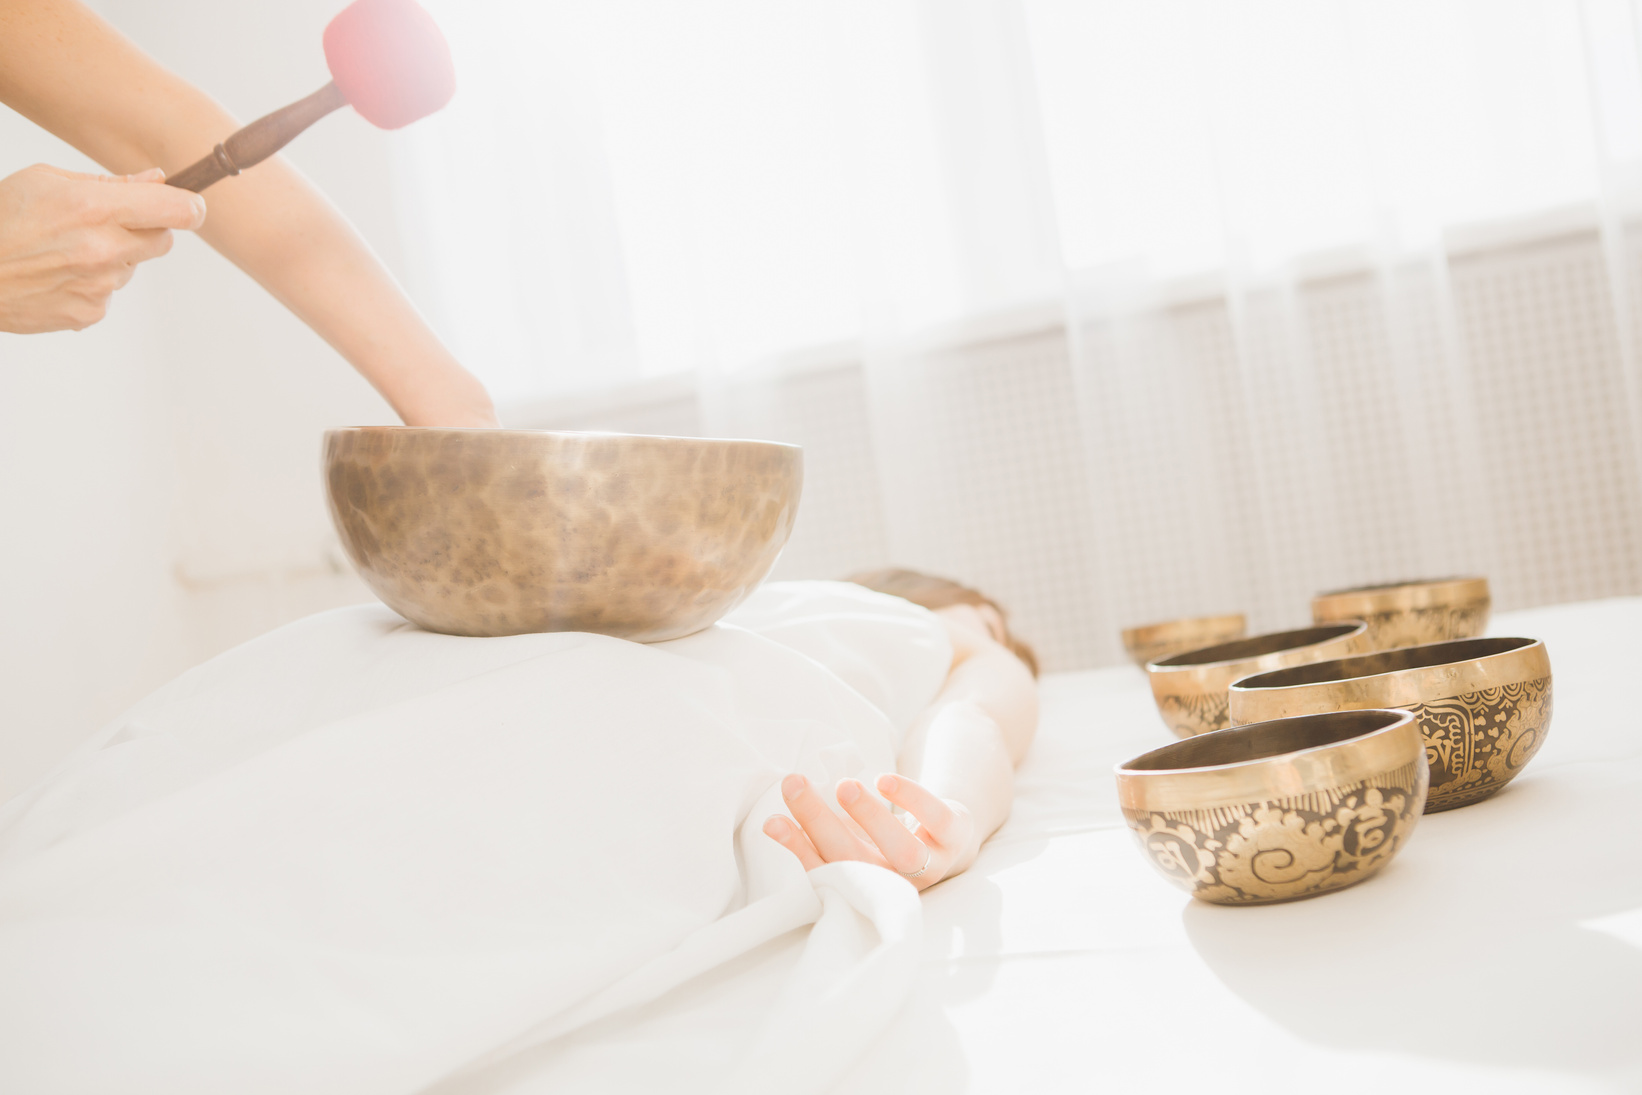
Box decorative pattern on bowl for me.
[1116,710,1428,905]
[1228,637,1551,812]
[1145,622,1371,739]
[1311,577,1490,651]
[1121,614,1247,667]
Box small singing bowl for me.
[324,427,803,640]
[1121,614,1247,667]
[1312,577,1490,651]
[1228,637,1551,813]
[1116,709,1428,905]
[1146,622,1371,739]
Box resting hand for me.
[0,164,206,333]
[763,771,979,891]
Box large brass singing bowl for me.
[324,427,803,640]
[1312,577,1490,651]
[1146,622,1371,739]
[1116,709,1428,905]
[1228,637,1551,813]
[1121,614,1247,667]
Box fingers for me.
[123,226,175,264]
[836,778,931,875]
[58,225,172,279]
[764,771,973,888]
[761,814,825,872]
[877,773,958,845]
[103,178,206,231]
[779,773,871,863]
[106,262,137,293]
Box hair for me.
[845,567,1039,677]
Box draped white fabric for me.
[393,1,1642,669]
[0,582,951,1093]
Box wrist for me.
[402,404,501,428]
[391,368,500,428]
[939,797,986,874]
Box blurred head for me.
[845,568,1039,677]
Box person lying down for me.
[0,571,1038,1095]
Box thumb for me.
[117,168,167,184]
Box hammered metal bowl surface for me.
[324,427,803,640]
[1311,577,1490,651]
[1116,709,1428,905]
[1145,622,1371,739]
[1228,636,1550,813]
[1121,614,1247,667]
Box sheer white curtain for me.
[393,0,1642,668]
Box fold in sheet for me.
[0,582,951,1094]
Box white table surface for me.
[871,598,1642,1094]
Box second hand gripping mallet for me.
[165,0,455,193]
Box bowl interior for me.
[1120,709,1408,773]
[1234,636,1535,691]
[1152,623,1360,668]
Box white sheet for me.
[0,581,951,1094]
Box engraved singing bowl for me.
[1116,709,1428,905]
[1228,637,1551,813]
[1121,614,1247,667]
[324,427,804,640]
[1311,577,1490,651]
[1145,622,1371,739]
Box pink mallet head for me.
[323,0,455,130]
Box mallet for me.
[165,0,455,193]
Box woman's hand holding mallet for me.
[0,163,204,333]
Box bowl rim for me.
[1115,709,1422,812]
[323,425,803,451]
[1121,613,1247,645]
[1313,575,1489,602]
[1148,621,1366,671]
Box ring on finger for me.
[900,844,933,880]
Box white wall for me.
[0,0,416,801]
[513,220,1642,677]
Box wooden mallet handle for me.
[165,81,348,193]
[163,0,455,192]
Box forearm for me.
[897,637,1039,853]
[901,700,1016,850]
[190,160,498,427]
[900,637,1038,778]
[0,0,496,426]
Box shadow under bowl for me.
[1145,622,1371,739]
[324,427,803,640]
[1121,614,1247,667]
[1228,636,1551,812]
[1312,576,1490,651]
[1115,708,1428,905]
